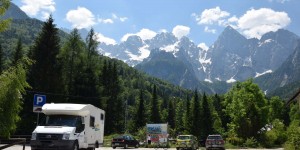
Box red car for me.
[205,134,225,150]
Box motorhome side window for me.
[101,113,104,120]
[90,116,95,127]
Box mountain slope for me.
[256,40,300,98]
[135,49,200,89]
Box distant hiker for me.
[147,135,151,145]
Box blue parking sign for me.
[33,94,46,107]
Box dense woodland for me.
[1,2,300,149]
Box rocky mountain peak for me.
[3,2,29,20]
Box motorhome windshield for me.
[44,115,82,127]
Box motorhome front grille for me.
[37,133,62,140]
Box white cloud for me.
[172,25,190,39]
[159,29,168,33]
[194,7,230,25]
[95,32,117,45]
[120,17,128,22]
[236,8,291,39]
[268,0,289,3]
[204,26,216,34]
[98,18,114,24]
[198,43,209,51]
[121,28,157,41]
[98,14,128,24]
[66,7,96,29]
[20,0,55,18]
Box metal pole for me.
[36,113,39,126]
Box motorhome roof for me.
[42,103,92,116]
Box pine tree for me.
[0,44,3,73]
[184,95,192,133]
[202,93,213,138]
[191,89,201,139]
[150,84,161,123]
[12,38,23,66]
[58,28,85,97]
[135,89,147,130]
[28,15,63,97]
[168,99,175,129]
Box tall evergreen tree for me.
[85,28,99,67]
[191,89,201,139]
[175,100,185,133]
[13,38,23,66]
[103,61,123,134]
[184,95,192,133]
[202,93,213,138]
[168,99,175,129]
[0,44,3,73]
[150,84,161,123]
[58,28,85,97]
[28,15,63,97]
[135,89,147,130]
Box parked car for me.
[111,135,139,149]
[205,134,225,150]
[176,135,198,150]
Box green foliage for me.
[191,89,201,139]
[284,120,300,150]
[224,79,268,140]
[28,15,63,95]
[150,84,161,123]
[202,93,213,138]
[262,119,286,147]
[244,137,259,148]
[0,0,11,32]
[0,43,3,73]
[268,96,285,122]
[134,89,147,130]
[167,99,175,129]
[289,102,300,121]
[12,38,23,65]
[0,58,31,138]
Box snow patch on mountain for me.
[255,70,272,78]
[162,41,180,56]
[127,45,150,61]
[226,78,236,83]
[205,78,213,83]
[258,39,273,47]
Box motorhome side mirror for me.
[76,124,85,133]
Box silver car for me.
[205,134,225,150]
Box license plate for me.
[115,143,119,145]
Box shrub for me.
[244,137,259,148]
[284,120,300,150]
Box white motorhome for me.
[30,103,105,150]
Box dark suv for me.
[205,134,225,150]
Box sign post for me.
[33,94,46,126]
[146,123,168,149]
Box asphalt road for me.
[0,145,284,150]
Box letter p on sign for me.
[33,94,46,107]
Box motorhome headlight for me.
[62,132,71,140]
[31,132,37,140]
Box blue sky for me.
[13,0,300,49]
